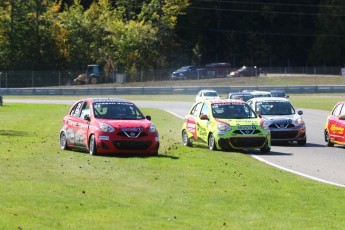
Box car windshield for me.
[271,91,285,97]
[230,94,253,101]
[93,102,145,120]
[204,92,218,97]
[256,101,295,115]
[212,103,257,119]
[178,66,190,71]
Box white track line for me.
[250,154,345,187]
[165,109,345,188]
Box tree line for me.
[0,0,344,74]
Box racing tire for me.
[60,131,70,150]
[324,129,334,147]
[89,134,98,155]
[208,133,217,151]
[182,130,192,147]
[297,137,307,146]
[260,141,271,153]
[90,77,98,84]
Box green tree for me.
[310,0,345,66]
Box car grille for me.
[113,140,152,150]
[233,130,261,135]
[117,131,148,138]
[271,130,299,139]
[229,137,266,148]
[269,123,295,129]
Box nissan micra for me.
[182,99,271,153]
[60,98,159,155]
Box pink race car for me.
[60,98,159,155]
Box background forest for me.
[0,0,344,73]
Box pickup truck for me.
[171,66,206,80]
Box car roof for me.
[248,97,290,102]
[229,92,252,95]
[199,89,217,92]
[88,98,132,103]
[208,99,245,104]
[270,89,285,92]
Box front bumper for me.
[95,132,160,155]
[269,126,306,142]
[218,136,268,150]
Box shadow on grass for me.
[103,153,179,159]
[0,130,29,136]
[66,149,180,159]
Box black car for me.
[0,95,2,106]
[171,66,206,80]
[270,90,288,98]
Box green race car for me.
[182,99,271,153]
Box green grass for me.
[0,102,344,229]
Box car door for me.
[328,103,343,141]
[334,103,345,143]
[65,101,84,146]
[186,102,203,141]
[196,102,210,143]
[75,101,91,148]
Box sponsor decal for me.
[121,127,143,132]
[99,136,110,140]
[238,125,256,130]
[330,124,344,135]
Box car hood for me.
[216,118,261,126]
[98,119,152,129]
[262,114,301,124]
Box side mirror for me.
[286,95,289,98]
[200,114,209,120]
[146,115,151,121]
[84,114,90,121]
[258,114,262,118]
[339,115,345,120]
[298,110,303,115]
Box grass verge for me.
[0,103,344,229]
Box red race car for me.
[325,101,345,147]
[60,98,159,155]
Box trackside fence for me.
[0,66,344,88]
[1,85,345,96]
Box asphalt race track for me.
[6,99,345,187]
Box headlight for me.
[99,123,115,132]
[296,118,304,125]
[149,124,157,133]
[217,122,231,132]
[260,120,269,130]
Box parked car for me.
[229,66,265,77]
[59,98,160,155]
[324,101,345,147]
[171,66,206,80]
[247,97,306,145]
[181,99,271,153]
[0,95,2,106]
[205,62,232,78]
[195,89,221,102]
[270,89,288,98]
[226,92,254,102]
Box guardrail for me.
[1,85,345,96]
